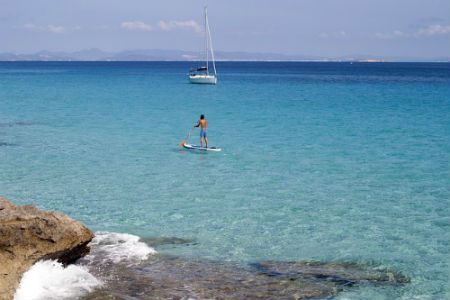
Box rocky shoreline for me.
[0,196,410,300]
[0,197,93,300]
[80,250,410,300]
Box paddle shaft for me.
[180,126,196,147]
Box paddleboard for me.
[183,143,221,151]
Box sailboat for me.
[188,7,217,85]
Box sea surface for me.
[0,61,449,299]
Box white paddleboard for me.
[183,143,221,151]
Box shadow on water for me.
[0,121,45,127]
[0,141,17,146]
[178,148,212,155]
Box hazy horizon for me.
[1,0,449,60]
[0,48,449,62]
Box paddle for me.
[180,126,195,147]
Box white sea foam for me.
[13,232,154,300]
[13,260,102,300]
[88,231,156,264]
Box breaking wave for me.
[14,231,155,300]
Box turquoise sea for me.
[1,61,449,299]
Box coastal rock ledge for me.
[0,196,94,300]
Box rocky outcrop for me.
[0,196,94,300]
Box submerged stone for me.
[253,261,411,284]
[141,236,195,247]
[81,254,410,300]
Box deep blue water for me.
[1,61,449,299]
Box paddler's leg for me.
[200,130,203,148]
[205,137,208,148]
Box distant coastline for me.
[0,49,448,62]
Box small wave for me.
[87,231,156,265]
[13,260,102,300]
[13,232,154,300]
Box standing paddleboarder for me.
[194,114,208,148]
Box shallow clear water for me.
[1,61,449,299]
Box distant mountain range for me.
[0,49,448,62]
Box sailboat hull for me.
[189,74,217,85]
[188,7,217,85]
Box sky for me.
[1,0,449,59]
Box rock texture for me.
[0,196,94,300]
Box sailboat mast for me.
[205,6,209,75]
[205,8,216,77]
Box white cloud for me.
[22,23,38,30]
[47,25,65,34]
[375,30,405,39]
[319,30,349,39]
[120,20,202,33]
[376,24,449,39]
[121,21,153,31]
[157,20,202,33]
[15,23,81,34]
[415,24,450,36]
[336,30,349,38]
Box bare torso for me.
[198,119,207,130]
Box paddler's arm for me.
[194,121,200,127]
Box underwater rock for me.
[141,236,195,247]
[81,254,410,300]
[253,261,411,284]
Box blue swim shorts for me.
[200,129,207,137]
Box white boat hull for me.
[189,74,217,85]
[183,143,221,151]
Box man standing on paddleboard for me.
[194,114,208,148]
